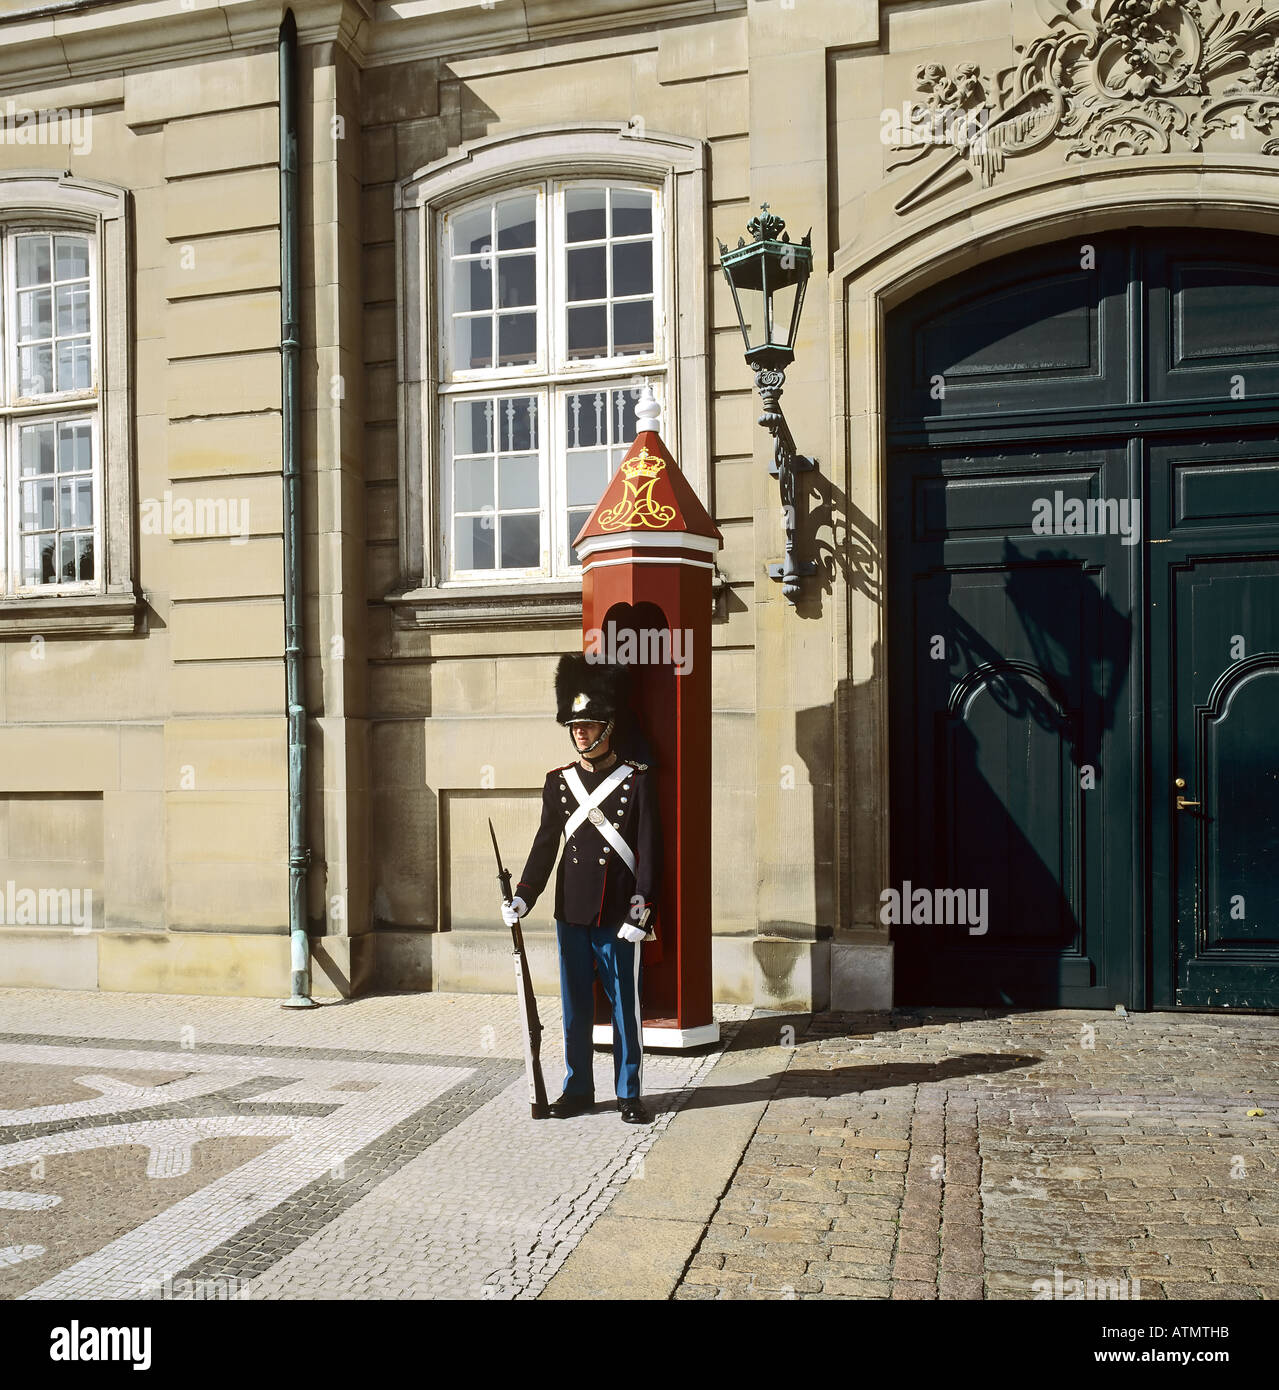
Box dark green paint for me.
[888,230,1279,1011]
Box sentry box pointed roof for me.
[573,391,722,553]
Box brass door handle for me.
[1173,778,1200,811]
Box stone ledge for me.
[385,582,583,631]
[0,589,142,636]
[386,571,730,630]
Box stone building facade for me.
[1,0,1276,1014]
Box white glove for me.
[501,896,528,927]
[617,923,647,944]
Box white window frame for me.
[439,177,666,584]
[2,227,102,597]
[392,125,709,621]
[0,171,137,635]
[442,389,550,581]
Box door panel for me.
[1170,561,1279,1007]
[889,444,1136,1006]
[889,230,1279,1012]
[1147,233,1279,402]
[1148,433,1279,1008]
[886,234,1130,425]
[1175,570,1279,1007]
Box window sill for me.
[387,570,729,632]
[386,581,584,631]
[0,589,142,637]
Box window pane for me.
[57,339,92,391]
[453,259,491,313]
[498,453,539,510]
[496,195,536,250]
[567,305,607,359]
[59,479,74,529]
[453,314,492,370]
[454,398,494,455]
[19,344,53,395]
[498,395,538,452]
[54,235,89,281]
[60,533,78,582]
[452,204,491,257]
[611,189,653,238]
[566,188,606,242]
[565,389,607,448]
[497,313,535,367]
[56,282,91,335]
[612,387,642,443]
[76,534,94,582]
[20,423,55,475]
[497,254,536,309]
[75,476,93,527]
[21,479,55,528]
[500,514,539,569]
[60,421,92,472]
[454,515,495,570]
[566,245,606,303]
[612,241,652,298]
[566,450,609,507]
[16,235,50,288]
[453,456,493,511]
[18,288,52,341]
[22,534,56,585]
[612,300,654,356]
[567,509,593,564]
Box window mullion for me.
[543,384,555,578]
[545,180,556,378]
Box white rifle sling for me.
[562,765,638,875]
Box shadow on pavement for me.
[637,1012,1042,1116]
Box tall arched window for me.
[0,172,135,635]
[441,178,664,578]
[394,126,708,625]
[3,226,99,591]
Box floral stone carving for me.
[887,0,1279,214]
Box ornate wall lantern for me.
[718,204,816,602]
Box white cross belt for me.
[562,764,637,875]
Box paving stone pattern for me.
[0,988,749,1300]
[677,1009,1279,1300]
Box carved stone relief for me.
[887,1,1279,214]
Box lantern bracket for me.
[754,366,817,604]
[717,204,818,605]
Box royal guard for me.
[501,654,661,1123]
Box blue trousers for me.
[556,920,644,1100]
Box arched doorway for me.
[886,228,1279,1009]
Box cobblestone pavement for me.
[677,1009,1279,1301]
[0,987,749,1300]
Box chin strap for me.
[569,718,615,757]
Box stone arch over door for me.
[828,158,1279,1002]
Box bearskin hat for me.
[555,653,629,726]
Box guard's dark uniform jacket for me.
[516,758,661,930]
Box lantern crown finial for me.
[747,203,788,242]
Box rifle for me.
[489,818,550,1119]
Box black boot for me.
[618,1097,651,1124]
[549,1091,594,1119]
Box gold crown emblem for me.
[621,448,664,481]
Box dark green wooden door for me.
[1148,432,1279,1007]
[887,230,1279,1010]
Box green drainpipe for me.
[278,9,314,1009]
